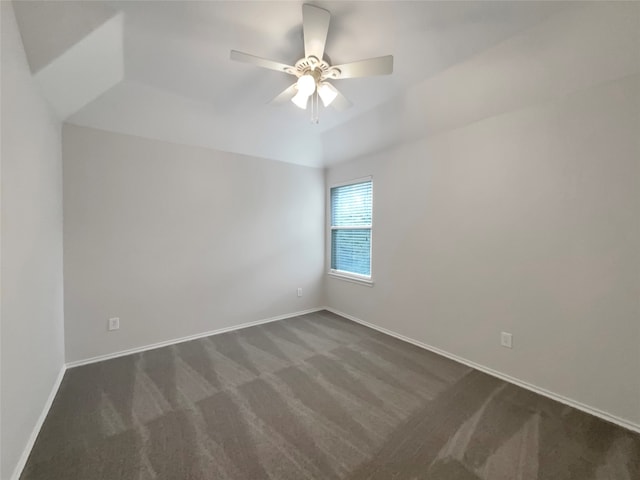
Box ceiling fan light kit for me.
[230,4,393,123]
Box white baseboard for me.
[11,364,67,480]
[66,307,325,368]
[324,307,640,435]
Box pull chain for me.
[310,90,319,124]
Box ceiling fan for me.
[230,3,393,122]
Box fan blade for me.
[302,4,330,60]
[230,50,296,75]
[332,55,393,79]
[269,84,297,105]
[330,89,353,111]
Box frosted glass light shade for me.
[291,91,309,109]
[318,82,338,107]
[297,74,316,96]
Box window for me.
[330,179,373,282]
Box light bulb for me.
[291,91,309,109]
[296,74,316,96]
[318,82,338,107]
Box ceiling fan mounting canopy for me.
[230,3,393,118]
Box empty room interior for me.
[1,1,639,479]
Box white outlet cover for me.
[108,317,120,331]
[297,288,302,297]
[501,332,513,348]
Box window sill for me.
[327,271,374,287]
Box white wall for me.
[326,74,640,428]
[63,125,325,363]
[0,2,66,479]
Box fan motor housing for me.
[288,57,340,80]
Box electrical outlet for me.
[108,317,120,331]
[500,332,512,349]
[297,287,303,297]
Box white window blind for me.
[330,180,372,277]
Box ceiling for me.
[12,1,638,167]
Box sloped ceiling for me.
[13,1,639,167]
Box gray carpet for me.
[21,310,639,479]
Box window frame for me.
[328,176,374,286]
